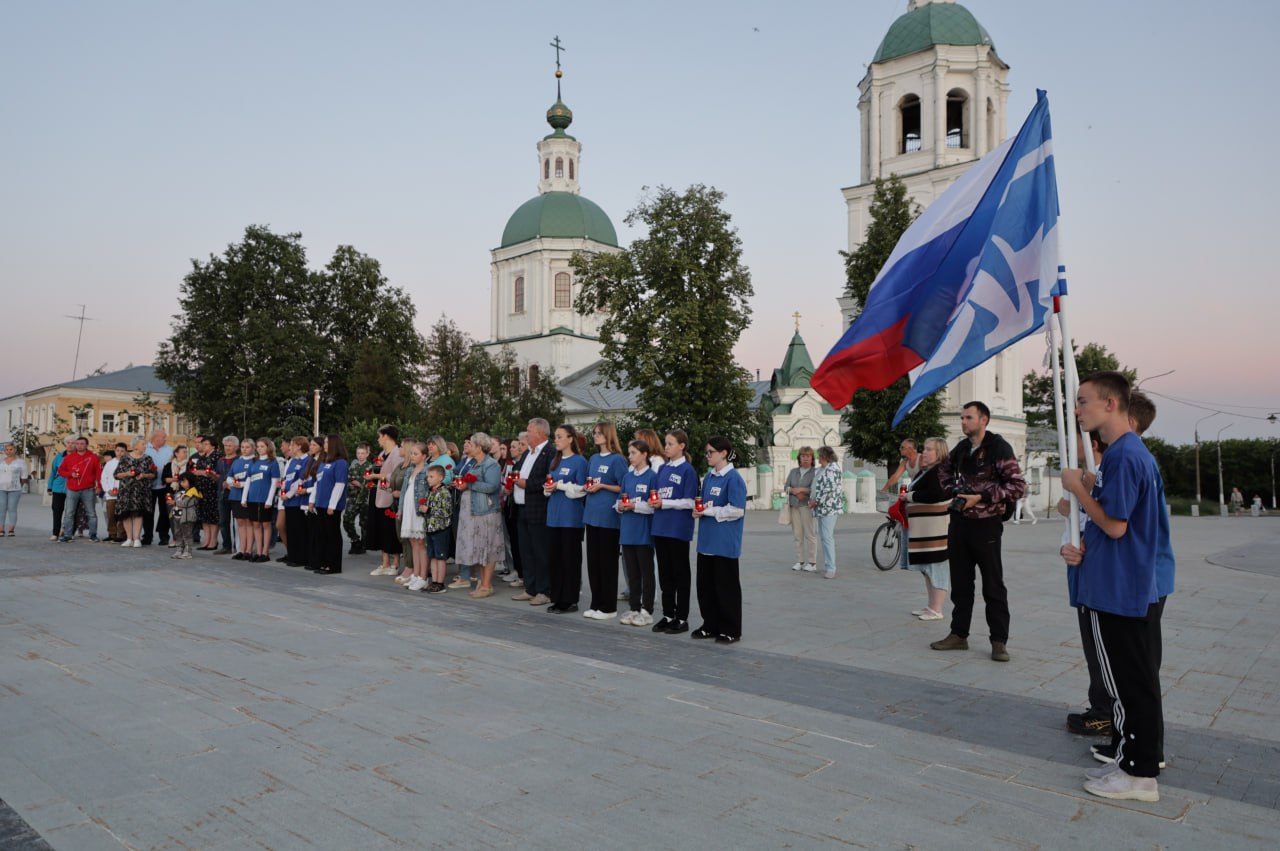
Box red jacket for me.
[58,450,102,492]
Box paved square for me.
[2,498,1278,848]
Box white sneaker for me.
[802,563,817,572]
[620,611,637,626]
[790,562,804,571]
[911,607,930,616]
[635,609,654,627]
[407,576,427,591]
[394,575,412,585]
[823,569,836,579]
[595,611,617,620]
[1085,760,1121,780]
[1083,770,1159,802]
[370,566,386,576]
[583,609,600,618]
[917,608,944,620]
[121,540,133,548]
[132,540,142,548]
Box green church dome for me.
[873,2,995,64]
[500,192,618,248]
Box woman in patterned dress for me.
[188,436,222,546]
[114,437,158,547]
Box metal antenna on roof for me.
[64,304,95,380]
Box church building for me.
[840,0,1027,458]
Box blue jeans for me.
[61,489,98,539]
[817,513,837,574]
[0,489,20,530]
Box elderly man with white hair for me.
[141,429,173,546]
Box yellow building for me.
[1,365,196,482]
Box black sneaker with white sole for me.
[1068,710,1114,736]
[651,617,673,633]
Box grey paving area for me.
[2,498,1279,849]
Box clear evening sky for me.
[3,1,1277,443]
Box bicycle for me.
[871,512,902,571]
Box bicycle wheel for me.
[871,520,901,571]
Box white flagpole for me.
[1047,302,1079,547]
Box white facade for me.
[840,1,1025,458]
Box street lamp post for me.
[1194,412,1218,505]
[1216,422,1234,516]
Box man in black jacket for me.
[931,401,1026,662]
[511,418,557,605]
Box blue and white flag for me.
[892,90,1065,426]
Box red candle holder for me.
[648,489,659,504]
[695,498,705,512]
[621,493,631,506]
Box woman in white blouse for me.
[0,443,30,536]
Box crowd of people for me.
[36,419,750,644]
[23,379,1175,802]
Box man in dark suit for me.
[512,418,556,604]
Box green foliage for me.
[154,227,424,437]
[1023,342,1138,430]
[841,175,918,305]
[419,317,564,442]
[1143,436,1277,504]
[571,184,758,467]
[837,175,943,464]
[843,376,945,467]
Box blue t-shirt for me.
[583,452,627,529]
[281,457,307,508]
[1078,433,1162,617]
[619,467,657,547]
[651,459,698,541]
[228,456,253,501]
[547,454,587,528]
[314,458,349,512]
[1153,481,1175,598]
[244,457,279,504]
[49,451,68,494]
[696,466,747,559]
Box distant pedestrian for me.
[0,442,30,536]
[47,436,73,540]
[903,437,952,621]
[141,429,173,546]
[783,447,817,572]
[1229,487,1244,515]
[169,471,201,559]
[57,435,102,543]
[113,437,157,547]
[809,446,843,578]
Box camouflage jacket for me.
[938,431,1026,521]
[347,460,373,507]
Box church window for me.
[513,276,525,313]
[568,158,575,179]
[544,159,550,179]
[946,89,970,149]
[986,98,996,155]
[899,95,921,153]
[554,272,571,308]
[528,364,540,386]
[555,157,564,178]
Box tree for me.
[155,227,424,437]
[838,176,944,466]
[418,317,564,440]
[572,184,757,467]
[1022,342,1138,430]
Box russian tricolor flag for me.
[811,91,1064,425]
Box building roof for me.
[872,1,995,64]
[557,362,772,415]
[501,192,618,249]
[27,365,170,397]
[771,331,815,389]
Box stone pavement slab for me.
[1,497,1279,848]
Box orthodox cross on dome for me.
[792,311,802,332]
[550,35,566,99]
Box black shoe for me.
[275,556,289,563]
[316,567,342,575]
[140,540,152,546]
[690,627,715,640]
[253,554,269,563]
[1091,743,1117,763]
[663,619,689,634]
[651,617,673,633]
[426,582,446,594]
[304,565,319,571]
[232,553,248,561]
[158,539,168,546]
[547,606,564,614]
[496,568,511,576]
[1068,710,1114,737]
[715,634,740,644]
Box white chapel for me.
[841,0,1026,457]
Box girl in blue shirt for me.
[618,440,659,626]
[545,424,588,613]
[583,421,628,620]
[310,433,350,575]
[281,436,311,567]
[227,438,255,561]
[692,436,747,644]
[650,429,698,634]
[241,438,280,563]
